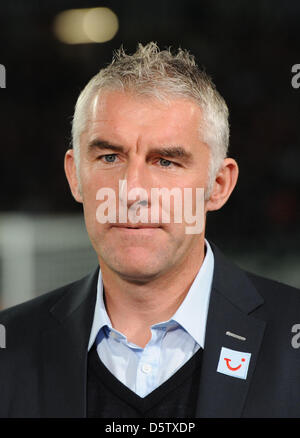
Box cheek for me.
[80,169,111,200]
[81,178,102,225]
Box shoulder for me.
[210,241,300,319]
[244,270,300,323]
[210,241,300,303]
[0,278,76,322]
[0,271,96,346]
[247,270,300,302]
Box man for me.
[0,42,300,418]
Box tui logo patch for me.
[217,347,251,380]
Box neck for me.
[99,239,206,348]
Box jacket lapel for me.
[39,267,99,418]
[195,244,266,417]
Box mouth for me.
[111,224,161,229]
[110,224,163,234]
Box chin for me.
[104,250,167,283]
[113,266,163,284]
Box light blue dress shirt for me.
[88,240,214,398]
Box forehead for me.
[86,90,203,146]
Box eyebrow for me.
[87,138,193,163]
[149,147,193,163]
[87,139,124,153]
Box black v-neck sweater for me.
[87,345,203,418]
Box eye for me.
[159,158,173,167]
[99,154,117,163]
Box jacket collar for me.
[195,242,266,417]
[209,242,264,314]
[40,267,99,417]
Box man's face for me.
[76,90,212,282]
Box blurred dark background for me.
[0,0,299,306]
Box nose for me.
[119,156,152,209]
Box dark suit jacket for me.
[0,243,300,418]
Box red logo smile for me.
[224,357,245,371]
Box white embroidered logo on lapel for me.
[217,347,251,380]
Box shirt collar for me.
[87,270,109,351]
[169,239,214,348]
[88,239,214,351]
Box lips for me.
[111,224,161,229]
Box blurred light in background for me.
[53,7,119,44]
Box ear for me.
[206,158,239,212]
[64,149,83,203]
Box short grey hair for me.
[72,42,229,195]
